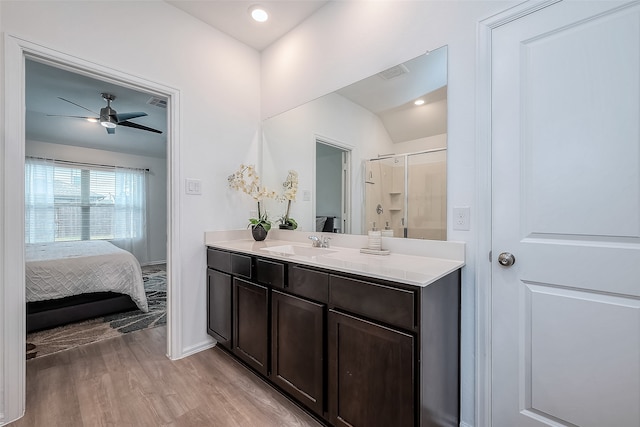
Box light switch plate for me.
[185,178,201,195]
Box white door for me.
[491,1,640,426]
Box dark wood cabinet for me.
[288,264,329,302]
[271,290,325,415]
[328,309,415,427]
[257,258,285,288]
[206,246,460,427]
[233,277,269,376]
[206,268,232,348]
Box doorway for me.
[23,58,169,358]
[2,35,181,422]
[315,140,351,234]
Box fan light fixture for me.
[100,116,117,128]
[249,5,268,22]
[100,93,118,128]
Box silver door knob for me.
[498,252,516,267]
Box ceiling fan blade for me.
[106,127,116,135]
[46,114,99,120]
[116,112,147,122]
[118,120,163,134]
[58,97,99,115]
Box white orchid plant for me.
[278,170,299,229]
[228,164,277,231]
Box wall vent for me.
[147,96,167,108]
[377,64,409,80]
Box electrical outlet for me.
[452,207,470,231]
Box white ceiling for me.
[166,0,330,51]
[336,47,448,143]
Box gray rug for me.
[26,264,166,360]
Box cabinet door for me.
[206,268,232,349]
[271,290,324,415]
[328,310,414,427]
[233,277,268,376]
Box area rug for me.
[26,264,166,360]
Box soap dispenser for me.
[381,221,394,237]
[368,222,382,251]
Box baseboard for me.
[173,338,216,360]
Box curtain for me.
[25,157,55,243]
[110,167,149,264]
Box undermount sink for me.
[260,244,337,257]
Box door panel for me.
[524,284,640,426]
[491,1,640,426]
[233,278,268,376]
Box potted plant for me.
[228,164,276,241]
[278,170,299,230]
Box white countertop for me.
[205,230,465,287]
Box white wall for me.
[394,133,448,155]
[1,1,261,423]
[25,140,168,264]
[262,2,512,426]
[262,92,394,234]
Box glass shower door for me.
[406,150,447,240]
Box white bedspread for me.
[26,241,148,312]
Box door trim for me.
[1,34,182,424]
[475,1,561,426]
[314,135,353,234]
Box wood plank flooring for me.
[10,326,323,426]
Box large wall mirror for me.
[262,45,447,239]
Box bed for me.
[26,240,148,333]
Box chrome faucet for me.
[308,235,321,247]
[309,235,331,248]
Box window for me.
[25,158,146,244]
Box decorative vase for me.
[279,224,294,230]
[251,224,268,241]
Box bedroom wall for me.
[261,2,512,426]
[1,1,261,422]
[25,140,168,265]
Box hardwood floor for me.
[10,326,323,426]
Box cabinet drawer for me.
[288,265,329,303]
[231,253,253,279]
[207,248,231,273]
[329,275,415,330]
[257,258,285,288]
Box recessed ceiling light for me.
[414,99,425,106]
[249,5,269,22]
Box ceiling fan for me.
[48,92,162,135]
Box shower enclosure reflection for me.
[365,149,446,240]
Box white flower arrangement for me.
[228,164,277,231]
[279,170,299,229]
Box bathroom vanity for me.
[205,230,464,427]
